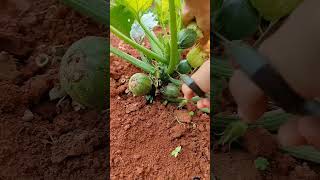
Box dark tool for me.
[226,41,320,117]
[180,74,206,98]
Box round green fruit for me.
[128,73,152,96]
[215,0,259,40]
[178,28,197,49]
[59,36,108,110]
[177,59,192,74]
[160,83,180,98]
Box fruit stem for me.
[111,25,167,64]
[167,0,179,75]
[253,20,279,48]
[111,46,156,74]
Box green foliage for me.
[110,3,135,37]
[155,0,182,27]
[218,120,248,146]
[250,0,303,21]
[215,0,259,40]
[281,146,320,164]
[171,146,182,157]
[254,157,270,171]
[123,0,153,16]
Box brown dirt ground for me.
[0,0,107,179]
[110,34,210,179]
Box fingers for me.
[182,5,194,26]
[229,70,268,123]
[298,116,320,150]
[190,60,210,93]
[181,84,195,99]
[277,116,320,150]
[197,98,210,109]
[277,118,307,147]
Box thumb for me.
[229,70,268,123]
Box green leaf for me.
[110,3,135,37]
[254,157,270,171]
[215,0,259,40]
[171,146,182,157]
[218,120,248,146]
[155,0,182,26]
[200,108,210,113]
[124,0,153,15]
[250,0,303,21]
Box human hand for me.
[182,0,210,45]
[229,0,320,149]
[181,60,210,109]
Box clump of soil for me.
[0,0,107,179]
[110,35,210,179]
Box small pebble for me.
[124,124,131,130]
[22,109,34,121]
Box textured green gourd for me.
[177,59,192,74]
[215,0,259,40]
[161,83,180,98]
[177,28,197,49]
[186,46,206,68]
[128,73,152,96]
[60,36,108,110]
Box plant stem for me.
[110,46,156,74]
[253,20,279,48]
[137,19,165,52]
[214,31,231,44]
[167,0,179,74]
[168,76,182,86]
[60,0,107,25]
[111,25,167,64]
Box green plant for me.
[58,0,208,108]
[171,146,182,157]
[218,120,248,146]
[281,146,320,164]
[110,0,208,102]
[254,157,270,171]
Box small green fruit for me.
[128,73,152,96]
[187,46,207,68]
[178,28,197,49]
[187,22,204,39]
[177,59,192,74]
[161,83,180,98]
[60,36,107,110]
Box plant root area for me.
[0,0,107,179]
[110,34,210,179]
